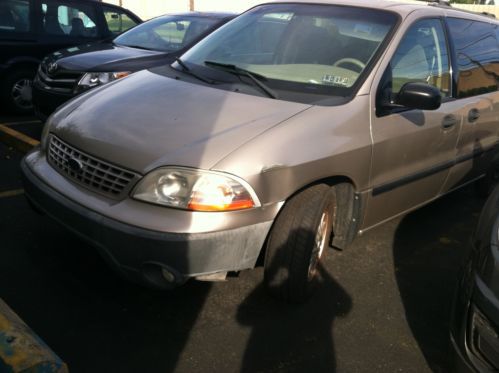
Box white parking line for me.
[0,189,24,199]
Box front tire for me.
[1,68,36,114]
[264,184,336,303]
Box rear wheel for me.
[264,184,336,303]
[1,68,36,114]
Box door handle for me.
[442,114,458,129]
[468,108,480,123]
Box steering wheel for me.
[333,58,366,73]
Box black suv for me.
[0,0,141,113]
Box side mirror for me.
[395,82,441,111]
[176,22,185,31]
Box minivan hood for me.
[50,42,166,72]
[50,69,311,174]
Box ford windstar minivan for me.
[22,0,499,302]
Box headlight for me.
[132,167,260,212]
[74,71,130,93]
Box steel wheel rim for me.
[308,211,329,280]
[11,78,33,110]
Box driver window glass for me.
[386,19,451,98]
[102,6,137,35]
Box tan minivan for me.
[22,0,499,302]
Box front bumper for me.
[21,153,275,288]
[32,82,74,121]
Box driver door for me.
[363,17,462,228]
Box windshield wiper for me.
[119,44,154,51]
[204,60,277,99]
[174,57,214,84]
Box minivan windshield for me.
[114,15,221,52]
[177,4,398,105]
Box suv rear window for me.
[0,0,30,33]
[42,1,98,38]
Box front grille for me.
[35,63,83,94]
[48,135,140,199]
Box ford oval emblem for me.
[67,158,83,173]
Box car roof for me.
[258,0,498,22]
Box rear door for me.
[37,0,102,56]
[0,0,39,65]
[440,17,499,192]
[364,16,462,228]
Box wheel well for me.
[2,62,38,78]
[302,176,362,251]
[256,175,362,267]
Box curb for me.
[0,124,39,153]
[0,298,68,373]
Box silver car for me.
[22,0,499,302]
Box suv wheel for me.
[2,68,36,114]
[264,184,336,303]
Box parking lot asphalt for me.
[0,113,485,372]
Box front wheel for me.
[1,68,36,114]
[264,184,336,303]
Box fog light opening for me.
[142,262,184,290]
[161,267,176,283]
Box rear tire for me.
[264,184,336,303]
[1,67,36,114]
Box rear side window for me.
[41,1,98,38]
[382,19,451,99]
[0,0,30,33]
[447,18,499,98]
[102,6,138,35]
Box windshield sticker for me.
[322,75,349,86]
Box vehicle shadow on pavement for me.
[237,237,352,373]
[0,194,213,373]
[392,186,484,373]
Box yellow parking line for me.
[0,189,24,198]
[0,120,41,126]
[0,124,39,153]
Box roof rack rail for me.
[427,0,496,19]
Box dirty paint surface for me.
[0,299,68,373]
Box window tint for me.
[0,0,30,33]
[447,18,499,98]
[42,1,98,38]
[384,19,451,99]
[114,16,219,52]
[102,6,137,35]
